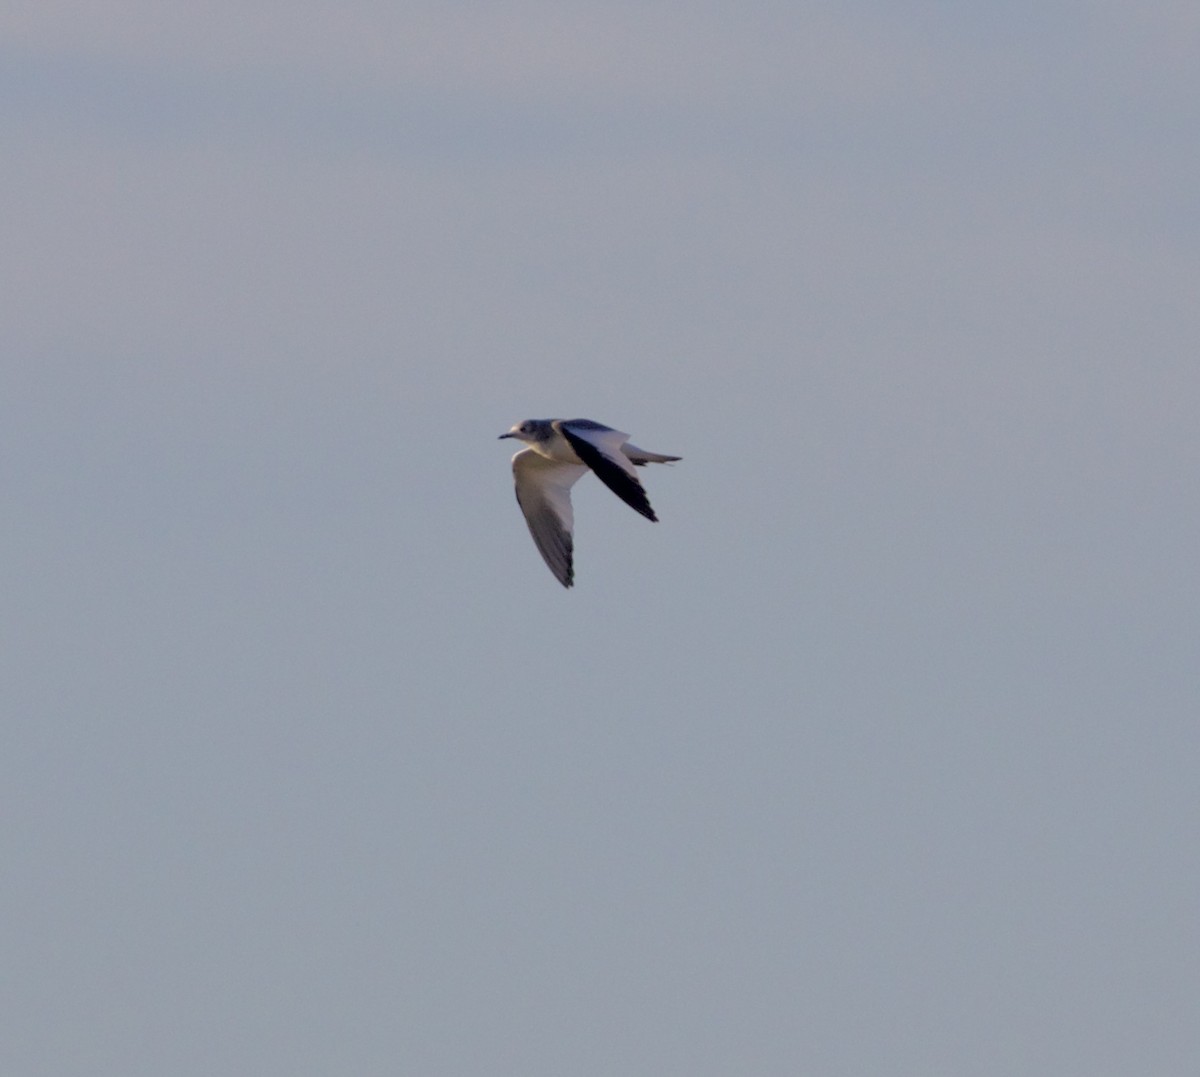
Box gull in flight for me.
[499,418,681,588]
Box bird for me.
[499,418,680,588]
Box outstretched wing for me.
[557,420,658,521]
[512,449,588,587]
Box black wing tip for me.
[620,485,657,521]
[554,537,575,587]
[560,425,660,521]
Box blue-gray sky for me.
[3,4,1198,1074]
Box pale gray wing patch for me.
[558,420,634,472]
[560,421,681,466]
[512,449,587,588]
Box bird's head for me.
[498,419,546,443]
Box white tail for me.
[623,443,682,465]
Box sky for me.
[3,3,1199,1074]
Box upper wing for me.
[512,448,588,587]
[557,420,658,522]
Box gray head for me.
[498,419,554,443]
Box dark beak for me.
[498,432,513,439]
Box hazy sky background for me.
[3,3,1198,1074]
